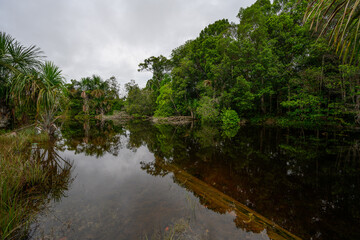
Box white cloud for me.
[0,0,255,87]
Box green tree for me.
[221,109,240,129]
[138,55,172,91]
[196,96,219,122]
[154,83,176,117]
[124,80,155,116]
[66,75,120,117]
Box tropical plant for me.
[221,109,240,129]
[154,83,176,117]
[124,80,155,116]
[11,61,65,134]
[304,0,360,64]
[68,75,120,117]
[0,32,43,124]
[0,32,42,78]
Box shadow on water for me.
[31,119,360,240]
[131,122,360,240]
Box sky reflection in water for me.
[32,121,360,240]
[34,136,267,239]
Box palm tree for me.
[0,32,43,124]
[0,32,42,76]
[77,75,117,116]
[11,61,65,134]
[90,76,112,116]
[304,0,360,64]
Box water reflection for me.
[32,120,360,240]
[31,140,73,202]
[58,120,125,157]
[10,139,74,239]
[119,121,360,240]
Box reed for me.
[0,128,71,240]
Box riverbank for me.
[0,128,72,240]
[101,111,195,125]
[62,109,360,131]
[101,111,360,130]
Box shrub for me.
[221,109,240,129]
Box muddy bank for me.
[101,111,196,125]
[101,111,133,120]
[150,116,195,125]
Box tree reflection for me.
[30,139,73,201]
[57,119,360,240]
[59,120,125,157]
[9,139,74,239]
[132,123,360,240]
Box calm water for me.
[30,120,360,240]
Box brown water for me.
[30,120,360,240]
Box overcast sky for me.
[0,0,256,88]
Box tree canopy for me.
[124,0,359,126]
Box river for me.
[29,120,360,240]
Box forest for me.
[1,0,360,131]
[126,0,360,127]
[1,0,360,239]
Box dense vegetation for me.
[305,0,360,64]
[64,75,123,119]
[2,0,359,129]
[0,129,72,240]
[0,0,359,238]
[124,0,360,127]
[0,32,67,132]
[0,33,123,130]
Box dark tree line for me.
[125,0,360,126]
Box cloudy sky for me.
[0,0,255,88]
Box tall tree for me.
[138,55,172,91]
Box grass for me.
[0,128,72,240]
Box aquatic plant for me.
[0,128,72,240]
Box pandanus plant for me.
[0,32,43,124]
[304,0,360,124]
[304,0,360,64]
[11,61,65,135]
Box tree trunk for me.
[355,78,360,124]
[261,78,265,114]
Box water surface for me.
[31,120,360,240]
